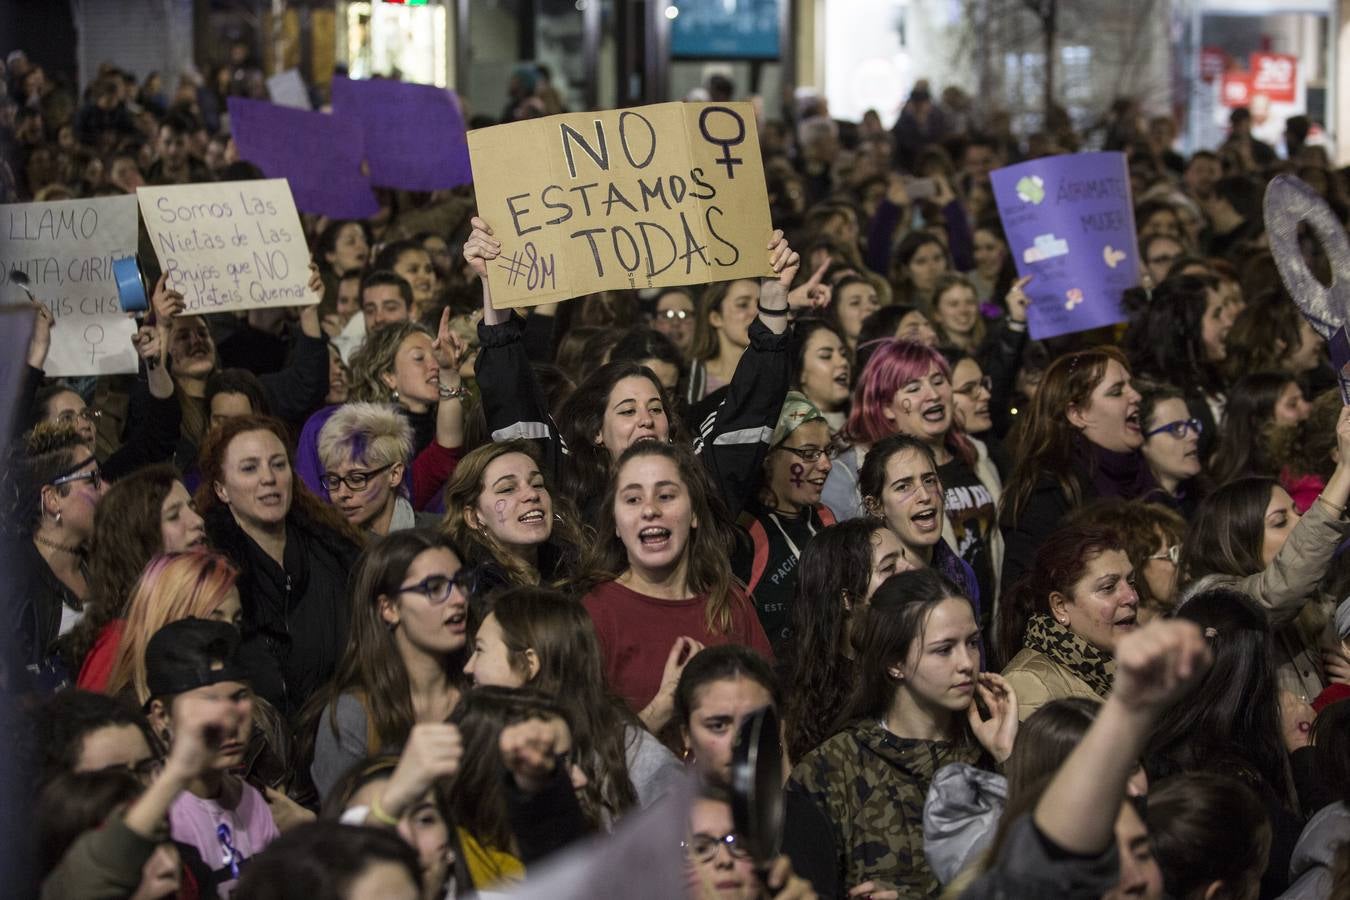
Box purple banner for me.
[330,76,473,192]
[226,97,380,220]
[990,152,1139,339]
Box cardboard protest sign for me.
[331,76,472,192]
[0,195,140,376]
[227,97,380,220]
[990,152,1140,340]
[137,179,319,315]
[469,101,774,308]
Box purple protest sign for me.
[226,97,380,220]
[990,152,1140,339]
[330,76,472,192]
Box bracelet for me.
[369,794,400,827]
[757,304,789,318]
[438,384,471,402]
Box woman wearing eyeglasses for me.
[197,415,363,719]
[306,530,469,800]
[295,315,468,513]
[23,275,182,481]
[731,393,836,650]
[943,349,1013,481]
[316,403,440,537]
[685,784,816,900]
[1137,383,1206,518]
[651,288,696,358]
[12,421,109,677]
[1122,274,1235,460]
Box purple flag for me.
[990,152,1140,339]
[226,97,380,220]
[330,76,472,192]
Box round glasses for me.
[683,832,750,863]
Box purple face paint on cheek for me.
[789,462,805,488]
[494,498,507,525]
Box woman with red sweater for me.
[581,442,772,736]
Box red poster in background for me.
[1250,52,1297,103]
[1221,71,1252,107]
[1200,47,1228,82]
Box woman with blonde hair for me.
[102,551,242,703]
[317,402,438,537]
[441,439,580,600]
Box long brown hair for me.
[63,464,181,671]
[1000,346,1131,525]
[579,441,742,634]
[442,440,582,589]
[305,530,467,756]
[194,414,362,546]
[837,568,976,737]
[688,279,756,363]
[487,587,639,819]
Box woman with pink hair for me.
[822,338,1004,620]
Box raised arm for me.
[694,231,820,520]
[1034,619,1211,853]
[463,216,565,484]
[1232,406,1350,625]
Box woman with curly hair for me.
[441,439,581,602]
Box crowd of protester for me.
[7,42,1350,900]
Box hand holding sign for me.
[468,101,773,308]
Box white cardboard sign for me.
[138,179,319,315]
[0,195,140,376]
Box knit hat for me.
[145,618,250,700]
[770,392,826,447]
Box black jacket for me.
[204,504,361,720]
[476,313,789,523]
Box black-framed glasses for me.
[683,832,750,863]
[54,407,101,425]
[954,376,993,398]
[320,463,394,492]
[50,466,103,490]
[1145,418,1203,439]
[775,444,827,463]
[397,569,475,605]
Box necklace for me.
[34,533,81,555]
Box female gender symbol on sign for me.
[1264,175,1350,402]
[698,106,746,179]
[83,324,106,365]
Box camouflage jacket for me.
[785,721,988,898]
